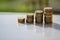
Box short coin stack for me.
[18,16,25,23]
[44,7,53,24]
[35,10,43,24]
[26,13,34,23]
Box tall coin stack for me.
[44,7,53,24]
[35,10,43,24]
[26,13,34,23]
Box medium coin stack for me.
[26,13,34,23]
[44,7,53,24]
[18,16,25,23]
[35,10,43,24]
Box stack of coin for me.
[18,16,25,23]
[44,7,53,24]
[35,10,43,24]
[26,13,34,23]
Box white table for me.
[0,12,60,40]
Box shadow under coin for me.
[35,24,43,27]
[34,24,43,33]
[17,23,25,27]
[16,23,26,32]
[25,23,34,30]
[43,24,53,37]
[44,23,60,30]
[52,23,60,30]
[44,24,52,28]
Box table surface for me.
[0,12,60,40]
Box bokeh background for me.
[0,0,60,14]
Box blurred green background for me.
[0,0,60,13]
